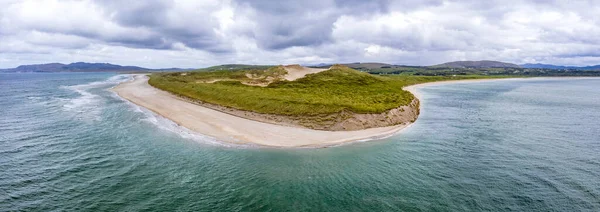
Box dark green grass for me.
[149,65,510,116]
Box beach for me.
[112,75,530,147]
[112,75,413,147]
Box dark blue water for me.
[1,73,599,211]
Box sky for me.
[1,0,599,69]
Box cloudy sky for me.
[1,0,599,68]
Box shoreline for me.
[112,75,414,148]
[403,76,598,100]
[112,75,581,148]
[113,75,585,148]
[403,78,519,100]
[161,89,420,132]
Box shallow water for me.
[1,73,599,211]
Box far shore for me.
[112,75,578,148]
[403,78,519,100]
[404,76,598,100]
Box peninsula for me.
[113,64,505,147]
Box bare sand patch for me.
[194,65,328,88]
[282,64,328,81]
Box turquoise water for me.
[1,73,599,211]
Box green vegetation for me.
[149,65,511,116]
[185,66,288,85]
[339,64,600,77]
[196,64,274,72]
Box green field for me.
[149,65,509,116]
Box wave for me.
[61,75,132,121]
[111,87,252,148]
[59,73,243,147]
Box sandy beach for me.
[112,75,530,147]
[112,75,413,147]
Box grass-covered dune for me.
[150,65,414,115]
[148,65,503,130]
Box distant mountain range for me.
[313,61,523,69]
[344,62,411,69]
[341,61,600,70]
[309,62,415,69]
[0,62,191,73]
[432,60,521,68]
[3,61,600,73]
[520,63,600,70]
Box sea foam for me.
[122,98,250,148]
[107,78,252,148]
[61,75,132,121]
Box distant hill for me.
[198,64,274,71]
[310,62,418,70]
[0,62,188,73]
[343,62,394,69]
[304,63,333,68]
[198,63,406,71]
[521,63,569,69]
[578,65,600,70]
[521,63,600,70]
[432,60,521,68]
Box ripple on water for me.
[1,74,600,211]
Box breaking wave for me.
[61,75,132,121]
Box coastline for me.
[112,75,413,148]
[403,76,598,100]
[403,78,519,100]
[113,75,553,148]
[113,75,528,148]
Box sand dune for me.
[282,64,328,81]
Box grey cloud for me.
[237,0,396,50]
[237,0,338,49]
[252,16,335,50]
[95,0,229,52]
[1,0,230,53]
[106,36,174,50]
[101,0,172,27]
[1,0,600,68]
[237,0,332,14]
[39,26,178,51]
[334,0,390,13]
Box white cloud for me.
[1,0,599,68]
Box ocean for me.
[1,73,599,211]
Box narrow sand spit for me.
[112,75,411,148]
